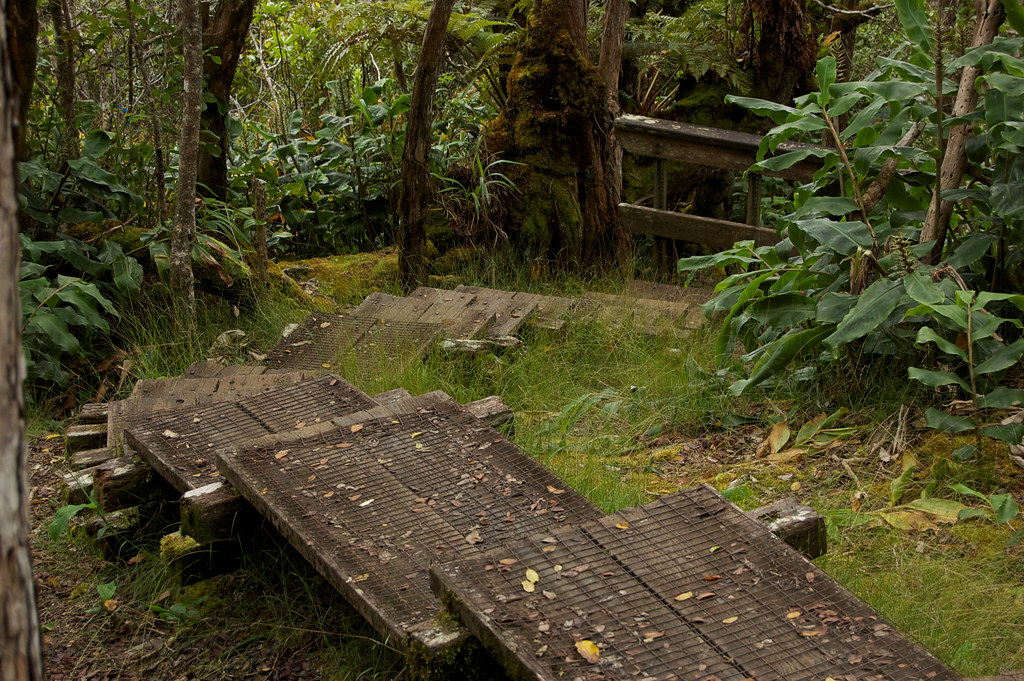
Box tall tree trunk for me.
[920,0,1004,261]
[49,0,78,164]
[598,0,631,260]
[487,0,624,266]
[1,2,45,676]
[196,0,257,199]
[744,0,818,105]
[126,0,168,225]
[398,0,456,286]
[172,0,202,330]
[5,0,38,162]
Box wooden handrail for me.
[614,114,822,182]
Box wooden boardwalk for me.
[431,485,959,681]
[262,283,711,374]
[215,393,603,652]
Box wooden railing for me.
[614,114,822,254]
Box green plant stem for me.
[823,110,877,249]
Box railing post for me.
[653,158,669,277]
[746,173,762,226]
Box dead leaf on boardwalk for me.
[615,521,630,530]
[675,592,693,601]
[575,640,600,664]
[525,568,540,584]
[465,529,483,545]
[722,616,739,624]
[274,451,288,459]
[320,321,331,328]
[522,580,536,593]
[349,573,369,583]
[499,558,518,566]
[543,590,557,600]
[161,430,180,439]
[547,485,565,495]
[350,424,363,433]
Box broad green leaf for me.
[55,288,110,332]
[287,109,304,138]
[944,233,997,269]
[990,493,1019,524]
[924,407,975,434]
[950,483,991,504]
[793,197,860,218]
[715,272,773,359]
[799,219,874,255]
[895,0,933,51]
[49,502,91,540]
[81,129,114,159]
[725,95,801,123]
[745,294,816,327]
[908,367,970,392]
[973,291,1024,312]
[97,581,117,601]
[891,465,915,505]
[825,279,904,348]
[973,339,1024,375]
[815,293,856,324]
[980,423,1024,444]
[816,57,837,106]
[751,149,834,173]
[914,326,966,360]
[977,387,1024,408]
[903,270,945,306]
[740,326,832,392]
[26,312,79,352]
[952,444,978,461]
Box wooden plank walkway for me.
[126,375,377,495]
[430,485,958,681]
[215,392,603,652]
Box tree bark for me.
[920,0,1005,261]
[171,0,202,330]
[5,0,37,162]
[1,1,45,675]
[49,0,78,165]
[252,177,268,289]
[743,0,818,105]
[487,0,625,266]
[196,0,257,199]
[598,0,631,260]
[126,0,168,225]
[398,0,456,286]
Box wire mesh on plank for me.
[126,376,376,493]
[431,485,959,681]
[215,394,601,647]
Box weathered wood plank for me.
[618,202,780,249]
[430,485,958,681]
[65,424,108,455]
[76,402,109,424]
[748,497,827,559]
[462,395,513,432]
[615,114,822,181]
[71,447,114,470]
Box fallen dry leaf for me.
[615,521,630,530]
[522,580,536,593]
[575,640,600,664]
[525,568,539,584]
[350,424,364,433]
[675,592,693,601]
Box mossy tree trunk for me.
[196,0,257,199]
[399,0,456,287]
[4,0,36,163]
[487,0,628,267]
[742,0,818,105]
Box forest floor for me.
[25,260,1024,680]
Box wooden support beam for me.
[93,453,171,511]
[71,447,114,470]
[463,395,514,433]
[65,423,107,455]
[748,497,827,559]
[180,482,254,544]
[76,402,109,424]
[619,203,780,250]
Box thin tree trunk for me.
[196,0,257,199]
[171,0,202,330]
[5,0,38,162]
[398,0,456,286]
[920,0,1004,261]
[49,0,78,164]
[1,2,45,674]
[126,0,168,225]
[598,0,630,260]
[252,177,268,289]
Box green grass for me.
[30,262,1024,679]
